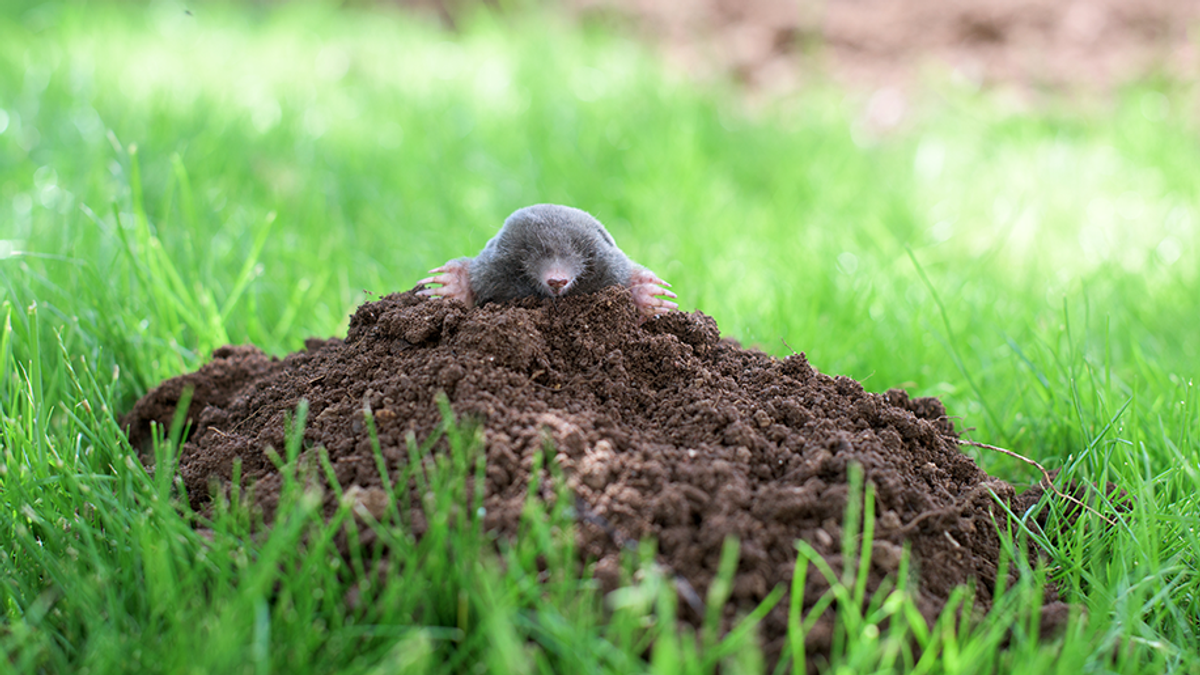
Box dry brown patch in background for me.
[400,0,1199,95]
[570,0,1199,93]
[124,288,1070,665]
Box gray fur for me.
[468,204,635,305]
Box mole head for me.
[503,205,603,298]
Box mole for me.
[418,204,678,320]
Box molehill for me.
[123,286,1065,663]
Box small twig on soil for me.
[955,438,1118,527]
[229,399,292,434]
[957,438,1055,482]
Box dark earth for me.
[123,288,1071,664]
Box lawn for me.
[1,1,1198,673]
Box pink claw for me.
[417,258,475,307]
[628,268,679,321]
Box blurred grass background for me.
[2,0,1198,672]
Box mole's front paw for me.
[628,268,678,321]
[417,258,476,307]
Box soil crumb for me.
[123,287,1061,664]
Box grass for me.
[1,0,1198,672]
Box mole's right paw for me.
[417,258,476,307]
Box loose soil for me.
[123,288,1066,665]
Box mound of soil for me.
[123,287,1061,664]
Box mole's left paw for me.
[628,268,678,320]
[417,258,476,307]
